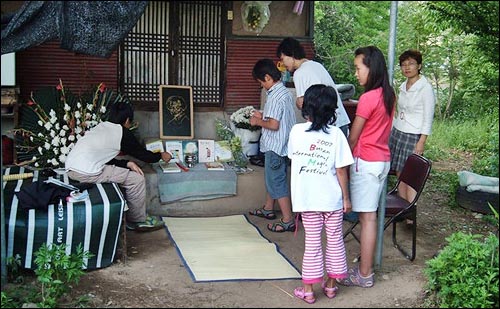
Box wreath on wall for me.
[241,1,271,35]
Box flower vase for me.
[233,127,261,156]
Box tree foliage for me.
[314,1,499,121]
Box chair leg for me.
[343,221,360,243]
[391,215,416,261]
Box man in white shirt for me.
[277,37,351,137]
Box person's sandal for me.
[128,215,165,232]
[249,206,276,220]
[267,218,295,233]
[336,266,374,288]
[293,287,315,304]
[322,280,339,299]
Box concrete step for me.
[144,164,268,217]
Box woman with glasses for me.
[389,49,436,216]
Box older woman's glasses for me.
[400,62,418,68]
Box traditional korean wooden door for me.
[121,1,226,110]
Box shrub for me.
[424,232,499,308]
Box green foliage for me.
[34,243,93,308]
[1,243,92,308]
[424,232,499,308]
[6,254,23,284]
[215,119,248,168]
[426,117,499,177]
[314,2,499,123]
[1,292,17,308]
[424,1,499,67]
[314,1,392,96]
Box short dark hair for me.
[107,101,134,125]
[276,37,306,59]
[252,59,282,82]
[302,84,338,133]
[399,49,422,65]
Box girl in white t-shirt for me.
[288,84,354,304]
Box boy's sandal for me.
[321,280,339,299]
[249,206,276,220]
[267,219,295,233]
[293,287,316,304]
[336,266,374,288]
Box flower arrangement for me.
[13,80,133,169]
[241,1,271,34]
[215,119,248,168]
[230,106,261,131]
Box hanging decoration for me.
[293,1,304,15]
[241,1,272,35]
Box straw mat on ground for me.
[162,215,301,282]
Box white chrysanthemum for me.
[49,109,56,118]
[32,156,37,161]
[34,162,40,167]
[38,147,43,154]
[44,122,52,130]
[51,158,59,166]
[38,120,43,126]
[52,136,60,146]
[77,102,82,108]
[59,154,66,164]
[30,136,34,142]
[50,130,56,138]
[64,104,71,112]
[38,133,44,137]
[44,142,51,150]
[60,146,69,155]
[63,114,69,121]
[86,120,97,128]
[53,148,59,155]
[63,125,69,131]
[75,126,82,134]
[60,137,67,145]
[68,134,75,141]
[100,106,106,113]
[87,104,93,111]
[74,111,81,118]
[55,123,60,130]
[59,129,66,137]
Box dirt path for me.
[17,155,499,308]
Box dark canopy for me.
[1,1,148,58]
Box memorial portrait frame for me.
[159,85,194,139]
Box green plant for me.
[424,232,499,308]
[6,254,22,284]
[1,291,17,308]
[34,243,93,308]
[215,118,248,168]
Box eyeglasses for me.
[400,62,418,68]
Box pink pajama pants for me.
[300,210,348,284]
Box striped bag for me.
[2,166,126,270]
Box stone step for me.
[144,164,268,217]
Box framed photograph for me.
[159,85,194,139]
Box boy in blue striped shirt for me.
[248,59,297,232]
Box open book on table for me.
[159,161,181,173]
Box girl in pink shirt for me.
[337,46,395,288]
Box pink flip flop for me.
[321,280,339,299]
[293,287,316,304]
